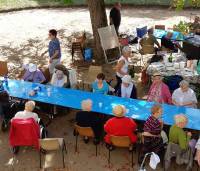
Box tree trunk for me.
[87,0,108,64]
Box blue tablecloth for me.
[154,29,185,41]
[3,79,200,130]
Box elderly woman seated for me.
[104,105,137,150]
[50,64,70,88]
[142,104,165,158]
[92,73,109,94]
[147,72,172,104]
[14,101,39,122]
[195,138,200,166]
[23,63,46,83]
[116,75,137,99]
[75,99,102,144]
[169,114,196,152]
[161,32,180,52]
[140,28,161,54]
[172,80,197,108]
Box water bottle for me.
[4,75,8,85]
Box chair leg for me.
[108,149,111,164]
[62,149,65,168]
[75,134,78,152]
[95,144,97,156]
[63,140,67,154]
[39,150,42,168]
[131,149,134,168]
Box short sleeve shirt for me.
[48,38,61,59]
[172,88,197,107]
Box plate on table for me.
[165,63,173,67]
[166,66,174,71]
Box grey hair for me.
[122,46,131,54]
[179,80,189,87]
[25,101,35,111]
[81,99,92,111]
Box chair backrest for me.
[39,138,60,151]
[74,124,94,137]
[9,118,40,149]
[136,26,148,38]
[86,65,102,84]
[41,67,51,83]
[0,61,8,76]
[110,135,131,148]
[155,25,165,30]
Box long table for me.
[3,79,200,130]
[154,29,185,41]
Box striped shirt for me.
[144,115,161,135]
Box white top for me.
[116,56,129,78]
[14,111,39,122]
[172,88,197,108]
[196,138,200,150]
[121,83,133,98]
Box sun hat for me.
[153,71,161,77]
[113,105,126,117]
[122,75,132,84]
[28,63,37,73]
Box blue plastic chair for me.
[136,26,148,38]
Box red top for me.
[9,118,40,150]
[104,117,137,144]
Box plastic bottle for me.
[4,75,8,85]
[168,53,173,63]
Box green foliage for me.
[173,21,190,34]
[172,0,200,9]
[63,0,73,4]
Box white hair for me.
[122,46,131,55]
[81,99,92,111]
[25,101,35,111]
[179,80,189,87]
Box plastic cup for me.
[47,88,51,97]
[98,102,103,108]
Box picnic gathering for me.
[0,1,200,171]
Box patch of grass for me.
[0,0,73,10]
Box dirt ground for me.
[0,7,199,171]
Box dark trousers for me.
[114,25,119,36]
[114,75,122,93]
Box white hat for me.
[28,63,37,72]
[149,152,160,170]
[122,75,132,84]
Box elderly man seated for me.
[172,80,197,108]
[195,137,200,166]
[23,63,46,83]
[14,101,38,122]
[189,16,200,34]
[140,28,161,54]
[161,32,180,52]
[50,64,70,88]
